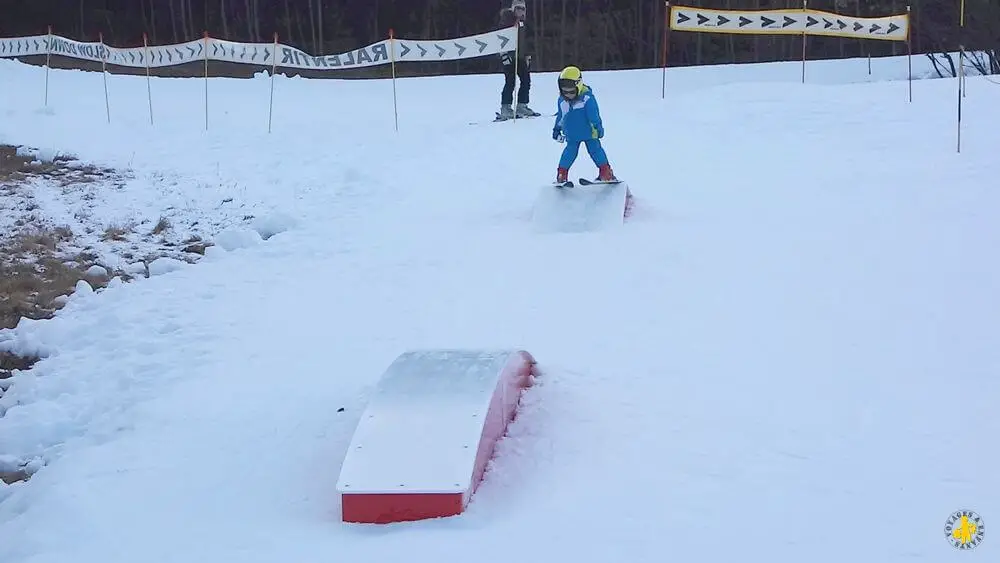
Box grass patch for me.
[0,229,101,330]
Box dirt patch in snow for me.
[0,144,216,334]
[0,145,220,476]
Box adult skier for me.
[497,0,538,119]
[551,65,618,184]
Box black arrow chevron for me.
[454,42,466,55]
[739,16,752,26]
[761,16,776,26]
[697,14,709,25]
[418,45,427,57]
[187,45,196,57]
[870,24,881,33]
[676,12,691,24]
[783,16,795,27]
[435,44,446,57]
[887,23,900,34]
[476,39,487,52]
[498,34,510,49]
[823,18,833,28]
[837,20,847,29]
[718,15,730,25]
[400,43,411,57]
[854,22,863,31]
[806,16,818,26]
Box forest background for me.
[0,0,994,78]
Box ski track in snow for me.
[0,54,999,562]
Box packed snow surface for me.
[0,51,998,563]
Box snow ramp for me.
[531,182,633,233]
[336,349,536,523]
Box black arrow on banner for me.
[676,12,691,24]
[263,48,269,61]
[806,16,818,26]
[823,18,833,28]
[887,23,900,34]
[435,44,446,57]
[697,14,709,25]
[870,24,881,33]
[761,16,776,26]
[837,20,847,29]
[498,34,510,49]
[187,45,196,57]
[454,42,466,55]
[717,15,730,25]
[782,16,795,27]
[476,39,487,52]
[418,45,427,57]
[739,16,752,26]
[399,43,411,57]
[212,43,220,56]
[854,22,863,31]
[174,47,183,59]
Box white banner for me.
[669,6,909,41]
[0,26,519,70]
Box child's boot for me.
[598,163,617,182]
[556,167,569,183]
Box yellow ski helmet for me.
[558,66,583,96]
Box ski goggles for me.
[558,79,578,95]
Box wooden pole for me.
[99,32,110,123]
[44,25,52,106]
[389,29,399,132]
[268,32,278,133]
[144,33,153,125]
[203,31,209,131]
[662,1,670,99]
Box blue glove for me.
[552,127,562,141]
[596,125,604,138]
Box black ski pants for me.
[501,55,531,105]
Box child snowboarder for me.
[551,65,617,184]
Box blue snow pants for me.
[559,138,609,170]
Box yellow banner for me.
[669,6,909,41]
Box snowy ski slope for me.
[0,52,998,562]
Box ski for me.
[469,111,551,125]
[578,177,622,185]
[553,180,574,188]
[492,111,542,122]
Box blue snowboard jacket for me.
[553,84,604,143]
